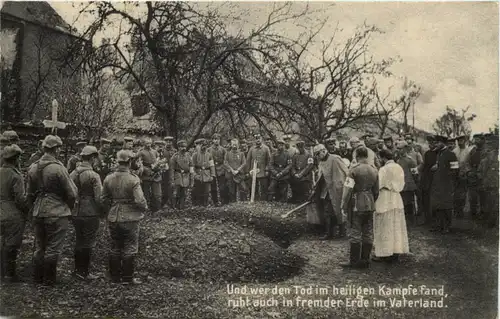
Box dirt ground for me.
[0,202,497,319]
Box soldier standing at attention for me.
[95,138,112,181]
[224,139,248,202]
[0,145,29,282]
[468,133,485,219]
[27,135,78,285]
[265,136,277,154]
[208,133,227,206]
[122,137,134,150]
[247,134,272,201]
[267,139,293,202]
[138,137,162,212]
[291,140,314,203]
[337,140,352,162]
[429,135,459,234]
[192,139,215,207]
[162,136,177,208]
[341,146,379,269]
[453,135,471,218]
[67,141,87,174]
[324,137,337,155]
[383,136,395,152]
[169,140,192,210]
[102,150,147,284]
[419,135,438,226]
[69,146,102,280]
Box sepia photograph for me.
[0,1,498,318]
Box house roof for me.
[1,1,72,33]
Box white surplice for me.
[373,160,410,257]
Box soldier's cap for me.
[143,137,153,144]
[154,140,165,145]
[240,139,248,144]
[360,133,373,140]
[195,138,206,145]
[116,150,132,162]
[313,144,327,154]
[3,130,19,141]
[324,137,336,143]
[434,135,448,143]
[456,135,468,140]
[383,135,393,141]
[396,140,408,149]
[80,145,98,156]
[426,135,436,142]
[177,140,187,147]
[376,139,384,143]
[133,139,143,146]
[1,144,23,159]
[295,140,305,146]
[276,139,286,145]
[124,136,134,142]
[42,135,63,149]
[349,137,361,144]
[472,133,484,139]
[76,141,87,147]
[212,133,221,139]
[100,137,111,144]
[447,136,457,142]
[404,133,413,138]
[164,136,174,141]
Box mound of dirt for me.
[140,216,305,283]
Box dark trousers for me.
[453,178,468,218]
[193,181,211,206]
[72,216,100,250]
[227,178,248,202]
[436,209,452,231]
[482,188,499,227]
[421,189,433,225]
[211,175,228,205]
[108,221,139,258]
[469,186,481,216]
[295,180,312,203]
[161,171,172,207]
[142,180,162,211]
[0,219,24,250]
[33,217,69,264]
[252,177,269,201]
[349,211,374,244]
[173,185,188,209]
[268,179,289,202]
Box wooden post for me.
[250,160,258,203]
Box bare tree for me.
[396,77,421,133]
[432,106,476,137]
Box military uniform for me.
[0,145,28,281]
[420,137,438,225]
[101,150,148,283]
[169,141,192,209]
[138,146,162,211]
[67,141,87,174]
[27,136,78,285]
[267,143,292,202]
[208,140,228,206]
[290,145,314,203]
[69,146,102,279]
[468,136,486,217]
[95,139,115,181]
[430,138,459,233]
[162,137,177,207]
[224,148,248,202]
[26,141,44,168]
[341,159,379,268]
[246,142,272,201]
[191,144,215,207]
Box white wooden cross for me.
[249,160,259,203]
[43,99,66,134]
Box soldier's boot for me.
[341,242,361,268]
[108,255,121,283]
[33,258,44,284]
[179,196,186,210]
[122,256,141,285]
[320,216,334,240]
[43,257,58,286]
[5,249,20,282]
[338,222,347,239]
[73,249,84,279]
[81,248,98,280]
[355,242,373,269]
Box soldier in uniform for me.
[69,146,102,280]
[350,137,380,169]
[102,150,148,284]
[67,141,87,174]
[341,146,379,269]
[169,140,192,209]
[290,140,314,203]
[3,130,19,145]
[430,135,459,233]
[192,139,215,207]
[478,134,499,228]
[162,136,177,208]
[419,135,438,226]
[95,138,113,181]
[138,137,162,212]
[397,141,419,223]
[27,135,78,285]
[265,136,277,154]
[224,139,248,202]
[468,133,485,219]
[123,137,134,150]
[453,135,471,218]
[0,145,29,282]
[337,140,352,162]
[208,133,227,206]
[283,134,298,157]
[267,139,292,202]
[247,134,272,201]
[383,135,395,152]
[26,140,44,168]
[404,133,424,162]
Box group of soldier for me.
[0,127,497,284]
